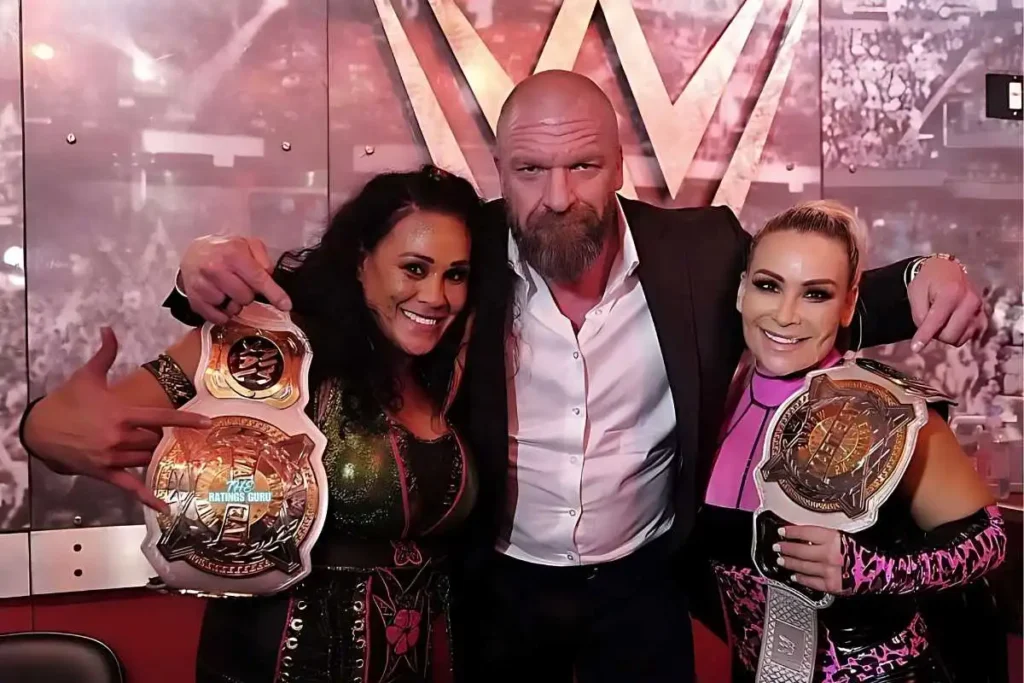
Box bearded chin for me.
[517,230,601,282]
[510,205,613,283]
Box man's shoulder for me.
[620,196,746,245]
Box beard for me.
[508,199,615,283]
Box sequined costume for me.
[144,355,476,683]
[694,352,1006,683]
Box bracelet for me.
[18,396,73,475]
[142,354,197,408]
[903,253,966,288]
[174,269,187,298]
[17,396,45,458]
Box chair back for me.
[0,631,125,683]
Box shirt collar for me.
[507,196,639,291]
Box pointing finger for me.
[939,296,981,346]
[910,290,958,352]
[101,469,168,514]
[124,407,211,430]
[205,269,259,307]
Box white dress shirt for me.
[499,199,678,566]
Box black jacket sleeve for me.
[851,258,919,350]
[162,286,205,327]
[724,209,920,351]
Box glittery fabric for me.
[147,369,474,683]
[314,385,472,541]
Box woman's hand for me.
[23,328,209,512]
[774,525,847,595]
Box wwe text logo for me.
[374,0,809,213]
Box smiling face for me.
[738,230,859,377]
[357,209,471,357]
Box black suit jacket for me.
[163,197,918,562]
[444,197,919,566]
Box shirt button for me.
[572,407,581,415]
[566,553,575,561]
[570,456,579,464]
[569,510,577,517]
[594,309,602,316]
[573,351,579,359]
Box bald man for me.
[28,70,984,682]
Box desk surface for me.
[1000,494,1023,523]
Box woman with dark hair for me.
[22,165,486,683]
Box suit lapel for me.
[622,198,702,469]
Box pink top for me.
[704,349,843,511]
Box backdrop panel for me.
[22,0,329,538]
[0,0,28,537]
[5,0,1022,595]
[336,0,823,227]
[820,0,1023,438]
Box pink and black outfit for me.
[694,351,1007,682]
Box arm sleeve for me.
[141,354,198,408]
[840,505,1007,596]
[162,283,206,328]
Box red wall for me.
[0,591,205,683]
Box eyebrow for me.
[400,252,433,263]
[754,269,837,287]
[509,152,603,166]
[400,253,471,268]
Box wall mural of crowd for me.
[0,0,1019,532]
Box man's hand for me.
[908,256,985,352]
[22,328,211,512]
[180,235,292,324]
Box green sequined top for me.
[311,382,477,547]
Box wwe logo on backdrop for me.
[373,0,809,214]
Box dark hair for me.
[749,200,868,288]
[273,165,485,427]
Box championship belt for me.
[142,303,328,597]
[750,358,951,683]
